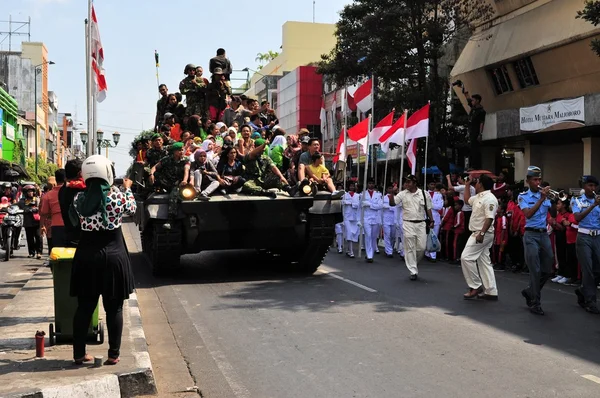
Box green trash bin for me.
[48,247,104,346]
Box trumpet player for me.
[571,176,600,315]
[519,166,554,316]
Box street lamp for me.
[33,60,55,174]
[96,129,120,156]
[242,67,269,102]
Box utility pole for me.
[313,1,316,23]
[0,16,31,51]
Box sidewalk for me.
[0,258,156,397]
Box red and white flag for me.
[347,117,369,143]
[345,89,357,113]
[353,78,372,113]
[406,139,418,175]
[91,5,107,102]
[378,112,406,153]
[320,97,327,140]
[333,127,346,163]
[404,103,430,141]
[358,111,393,151]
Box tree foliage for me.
[255,50,280,70]
[128,130,156,159]
[577,0,600,56]
[25,155,58,186]
[318,0,493,172]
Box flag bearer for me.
[343,182,361,258]
[361,178,383,263]
[382,185,397,257]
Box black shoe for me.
[575,288,586,309]
[530,306,545,315]
[386,254,393,258]
[366,258,374,263]
[263,191,277,199]
[585,303,600,314]
[521,289,534,308]
[477,293,499,301]
[410,274,418,281]
[493,264,506,272]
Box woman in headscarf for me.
[201,139,217,164]
[269,135,288,171]
[190,149,222,200]
[70,155,136,366]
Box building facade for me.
[277,66,323,135]
[451,0,600,189]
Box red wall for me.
[296,66,323,130]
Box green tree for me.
[577,0,600,56]
[25,155,58,185]
[255,50,280,70]
[318,0,492,174]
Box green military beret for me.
[152,134,162,140]
[170,142,184,151]
[254,138,266,147]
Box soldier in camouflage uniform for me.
[149,142,191,216]
[242,138,292,198]
[145,134,168,168]
[154,84,169,131]
[179,63,208,118]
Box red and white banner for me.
[347,117,369,154]
[404,103,429,141]
[345,89,357,113]
[333,127,346,163]
[406,138,418,174]
[353,78,372,113]
[378,112,406,153]
[358,111,393,151]
[320,98,327,140]
[91,5,107,102]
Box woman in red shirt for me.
[440,195,455,261]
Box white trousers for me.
[460,232,497,295]
[395,224,404,255]
[426,223,441,260]
[335,223,344,251]
[364,224,381,259]
[383,224,396,255]
[403,222,426,275]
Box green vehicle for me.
[133,187,343,277]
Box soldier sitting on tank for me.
[149,142,191,216]
[241,138,292,199]
[145,134,168,168]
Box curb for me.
[1,292,157,398]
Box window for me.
[514,57,539,88]
[488,65,513,95]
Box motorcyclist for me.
[1,182,16,203]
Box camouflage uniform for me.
[146,147,168,168]
[242,154,287,194]
[179,75,208,117]
[154,96,169,130]
[155,154,190,217]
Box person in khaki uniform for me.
[394,175,434,281]
[461,174,499,300]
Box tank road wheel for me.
[293,214,336,275]
[149,222,182,277]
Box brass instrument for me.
[547,189,568,201]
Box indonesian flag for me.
[345,89,357,113]
[91,5,107,102]
[347,117,369,143]
[353,78,372,113]
[404,103,430,141]
[378,112,406,153]
[406,139,418,174]
[320,98,327,140]
[357,111,393,151]
[333,127,346,163]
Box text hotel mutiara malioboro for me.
[521,110,583,125]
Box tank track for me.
[294,214,336,274]
[148,221,182,277]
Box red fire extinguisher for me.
[35,331,46,358]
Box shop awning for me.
[451,0,600,77]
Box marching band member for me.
[519,166,554,316]
[361,178,383,263]
[425,182,444,262]
[571,175,600,314]
[342,182,360,258]
[382,185,397,257]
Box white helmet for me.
[81,155,114,185]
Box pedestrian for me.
[571,175,600,314]
[342,182,360,258]
[71,155,136,365]
[59,159,85,247]
[360,178,383,263]
[394,174,435,280]
[382,185,397,257]
[39,169,66,250]
[519,166,553,315]
[460,175,499,300]
[425,181,444,262]
[19,185,43,259]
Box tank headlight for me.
[180,184,197,200]
[299,180,317,197]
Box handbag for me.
[426,229,442,252]
[33,213,41,222]
[421,189,431,234]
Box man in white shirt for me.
[461,175,499,300]
[425,181,444,262]
[446,173,476,259]
[394,175,435,280]
[342,182,360,258]
[361,178,383,263]
[382,185,397,257]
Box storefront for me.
[0,87,19,162]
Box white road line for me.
[319,269,378,293]
[582,374,600,385]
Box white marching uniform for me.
[425,190,444,260]
[343,192,360,242]
[394,189,432,276]
[382,194,397,256]
[335,222,344,252]
[361,190,383,260]
[395,206,404,255]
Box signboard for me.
[520,96,585,132]
[5,123,14,141]
[0,109,3,150]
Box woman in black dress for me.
[70,155,136,365]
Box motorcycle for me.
[0,204,23,261]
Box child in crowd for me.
[440,194,455,261]
[552,198,579,285]
[334,182,345,253]
[307,152,343,198]
[492,205,508,271]
[451,200,465,264]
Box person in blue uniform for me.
[571,175,600,315]
[519,166,553,315]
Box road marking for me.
[582,374,600,385]
[319,269,378,293]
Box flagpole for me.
[85,16,91,156]
[399,109,408,185]
[155,50,160,99]
[91,0,97,156]
[343,87,348,190]
[86,1,94,156]
[370,75,375,185]
[423,101,431,191]
[359,114,371,258]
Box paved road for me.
[131,234,600,397]
[0,246,42,312]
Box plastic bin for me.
[48,247,104,346]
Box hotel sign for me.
[520,97,585,132]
